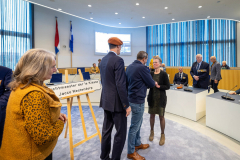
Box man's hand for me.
[155,82,160,88]
[59,113,67,123]
[214,80,218,83]
[126,107,131,117]
[194,76,199,81]
[229,92,237,95]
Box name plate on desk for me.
[48,80,101,98]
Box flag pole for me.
[55,16,58,68]
[70,21,72,68]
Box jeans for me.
[127,102,145,154]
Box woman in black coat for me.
[147,56,170,146]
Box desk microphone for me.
[184,79,193,92]
[221,85,237,101]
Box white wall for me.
[34,5,146,68]
[237,22,240,67]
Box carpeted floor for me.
[53,105,240,160]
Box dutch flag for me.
[55,19,60,54]
[69,23,73,53]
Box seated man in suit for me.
[90,63,100,74]
[190,54,209,89]
[221,61,230,69]
[173,67,188,86]
[229,89,240,95]
[0,66,12,147]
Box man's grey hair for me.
[196,54,202,58]
[137,51,148,60]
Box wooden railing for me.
[58,68,91,75]
[57,67,240,90]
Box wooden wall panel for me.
[85,68,91,72]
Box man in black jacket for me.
[0,66,12,147]
[173,67,188,86]
[100,37,131,160]
[190,54,209,89]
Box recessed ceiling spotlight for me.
[207,16,210,18]
[90,18,93,19]
[136,3,139,5]
[58,8,62,11]
[165,7,168,9]
[142,17,145,18]
[198,6,202,8]
[115,12,118,15]
[119,23,121,24]
[88,5,92,7]
[172,18,175,20]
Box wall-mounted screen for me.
[95,32,131,56]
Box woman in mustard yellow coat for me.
[0,49,67,160]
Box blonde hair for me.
[9,49,56,90]
[153,56,162,63]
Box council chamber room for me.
[0,0,240,160]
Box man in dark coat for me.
[173,67,188,86]
[190,54,209,89]
[100,37,131,160]
[126,51,155,160]
[0,66,12,147]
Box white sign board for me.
[48,80,101,98]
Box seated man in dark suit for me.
[190,54,209,89]
[0,66,12,147]
[173,67,188,86]
[221,61,230,69]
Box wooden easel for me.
[63,69,102,160]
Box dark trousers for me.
[100,110,127,160]
[193,81,208,89]
[193,83,202,89]
[0,105,6,148]
[45,153,52,160]
[211,80,219,93]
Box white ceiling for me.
[28,0,240,28]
